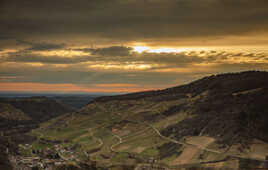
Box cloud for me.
[1,46,268,68]
[0,82,150,93]
[0,47,209,69]
[1,0,268,95]
[0,45,268,92]
[0,36,13,40]
[1,0,268,46]
[2,52,91,64]
[0,76,24,81]
[76,46,133,56]
[16,40,65,51]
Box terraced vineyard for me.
[29,71,268,169]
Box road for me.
[88,128,103,148]
[124,119,268,163]
[97,111,268,166]
[110,132,123,152]
[108,116,222,155]
[145,123,222,154]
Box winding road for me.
[145,123,222,154]
[110,132,123,152]
[111,117,268,164]
[88,128,103,148]
[108,114,222,155]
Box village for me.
[9,138,86,169]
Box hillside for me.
[0,102,36,136]
[51,95,99,109]
[0,96,74,122]
[30,71,268,169]
[0,103,31,121]
[0,97,75,170]
[0,96,73,136]
[80,71,268,145]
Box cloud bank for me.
[1,0,268,92]
[1,0,268,46]
[0,45,268,92]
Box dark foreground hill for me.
[0,102,36,136]
[0,97,75,170]
[0,96,74,137]
[0,96,74,122]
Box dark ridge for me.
[88,71,268,103]
[0,96,74,122]
[161,87,268,146]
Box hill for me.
[51,95,98,109]
[0,96,74,138]
[0,96,75,169]
[0,103,31,121]
[30,71,268,169]
[0,96,74,122]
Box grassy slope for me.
[31,99,191,164]
[30,71,268,169]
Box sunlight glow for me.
[0,82,152,93]
[90,63,152,70]
[132,45,204,54]
[133,46,150,53]
[148,48,182,53]
[35,50,89,57]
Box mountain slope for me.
[0,96,74,122]
[80,71,268,145]
[0,103,31,121]
[32,71,268,169]
[0,96,74,137]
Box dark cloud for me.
[5,55,88,64]
[1,0,268,45]
[0,61,205,86]
[1,46,267,67]
[1,45,268,69]
[0,46,268,91]
[77,46,133,56]
[1,46,207,67]
[16,40,65,51]
[0,0,268,92]
[0,36,13,40]
[1,52,91,64]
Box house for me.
[147,157,157,163]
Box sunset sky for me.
[0,0,268,93]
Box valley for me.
[2,71,268,169]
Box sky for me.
[0,0,268,93]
